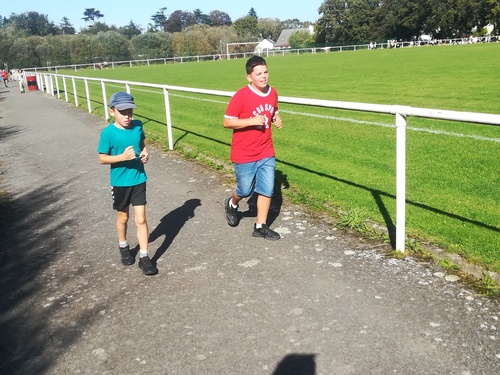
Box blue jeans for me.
[234,157,276,198]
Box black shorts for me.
[111,182,147,211]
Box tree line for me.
[0,7,310,68]
[315,0,499,45]
[1,1,498,69]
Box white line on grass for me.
[283,110,500,144]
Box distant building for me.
[275,25,314,49]
[254,39,275,54]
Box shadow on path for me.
[272,353,316,375]
[150,198,202,263]
[0,181,106,374]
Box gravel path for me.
[0,87,499,375]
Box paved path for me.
[0,86,499,375]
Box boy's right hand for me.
[253,115,266,126]
[122,146,136,161]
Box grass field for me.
[56,43,500,273]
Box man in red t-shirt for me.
[223,56,283,240]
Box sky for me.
[2,0,324,31]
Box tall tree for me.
[11,36,40,67]
[96,31,132,62]
[84,21,110,34]
[281,18,309,29]
[150,7,167,31]
[193,9,211,25]
[59,17,75,35]
[11,12,59,36]
[131,31,173,59]
[370,0,399,40]
[248,8,258,19]
[344,0,380,42]
[487,0,500,33]
[45,35,72,65]
[164,10,196,33]
[315,0,379,44]
[256,18,284,41]
[315,0,353,44]
[209,10,232,26]
[82,8,104,25]
[289,30,315,48]
[233,15,259,39]
[120,21,142,39]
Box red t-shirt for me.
[225,84,279,163]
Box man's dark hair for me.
[246,55,267,74]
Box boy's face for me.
[109,107,134,127]
[247,64,269,92]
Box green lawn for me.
[56,43,500,272]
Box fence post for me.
[163,88,174,150]
[63,77,68,102]
[41,74,47,93]
[48,75,52,94]
[72,77,78,107]
[395,110,407,252]
[84,79,91,113]
[55,76,60,98]
[101,81,108,121]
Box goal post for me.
[225,42,260,59]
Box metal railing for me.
[35,72,500,253]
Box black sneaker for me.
[119,245,134,266]
[252,224,281,241]
[139,255,158,275]
[224,197,239,227]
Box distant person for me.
[1,69,8,87]
[17,69,25,93]
[223,55,283,240]
[97,91,157,275]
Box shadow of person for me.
[150,198,201,263]
[241,169,289,227]
[272,353,316,375]
[268,169,289,226]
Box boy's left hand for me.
[139,150,149,163]
[272,114,283,129]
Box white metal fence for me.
[34,72,500,253]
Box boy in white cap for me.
[97,91,157,275]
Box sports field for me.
[58,43,500,273]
